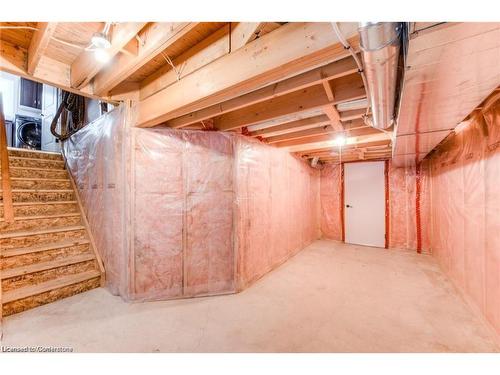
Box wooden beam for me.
[323,104,343,131]
[140,25,230,100]
[166,57,358,129]
[0,40,116,104]
[27,22,57,75]
[214,85,334,131]
[137,22,359,127]
[265,118,366,143]
[71,22,147,88]
[249,115,331,137]
[214,77,365,132]
[277,131,391,153]
[93,22,200,96]
[230,22,263,51]
[322,80,335,101]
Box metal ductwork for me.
[358,22,402,130]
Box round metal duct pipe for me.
[358,22,402,130]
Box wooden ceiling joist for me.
[137,22,359,128]
[230,22,264,51]
[27,22,57,75]
[166,56,358,129]
[265,118,366,144]
[70,22,147,88]
[93,22,200,96]
[249,115,331,137]
[322,104,343,131]
[140,25,230,100]
[279,132,391,153]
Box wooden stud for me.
[27,22,57,75]
[137,22,359,127]
[71,22,147,88]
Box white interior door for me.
[344,161,385,248]
[41,85,59,152]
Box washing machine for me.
[13,114,42,150]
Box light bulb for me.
[95,49,111,63]
[91,32,111,49]
[333,135,347,147]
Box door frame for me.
[340,159,390,249]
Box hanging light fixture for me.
[333,134,347,147]
[89,23,112,62]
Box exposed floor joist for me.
[27,22,57,75]
[137,22,359,127]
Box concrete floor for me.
[2,240,498,352]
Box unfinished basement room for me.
[1,2,500,366]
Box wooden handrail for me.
[0,93,14,223]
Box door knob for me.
[346,204,352,208]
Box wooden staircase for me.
[0,148,104,317]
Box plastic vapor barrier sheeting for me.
[64,105,320,301]
[426,102,500,335]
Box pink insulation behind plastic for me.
[65,106,321,301]
[234,138,321,289]
[426,103,500,335]
[319,164,342,241]
[63,107,128,296]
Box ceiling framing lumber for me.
[214,85,332,131]
[230,22,264,51]
[265,118,366,143]
[137,22,359,128]
[322,104,343,131]
[27,22,57,75]
[166,56,358,129]
[93,22,200,96]
[70,22,147,88]
[140,25,230,100]
[249,115,331,137]
[277,132,391,153]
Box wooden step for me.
[0,201,79,217]
[2,253,95,279]
[0,225,86,239]
[7,147,63,161]
[2,270,100,305]
[0,189,75,203]
[4,177,71,190]
[0,212,81,233]
[8,156,66,170]
[6,166,68,179]
[0,225,87,250]
[2,238,90,258]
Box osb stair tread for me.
[2,270,101,304]
[1,166,67,172]
[1,189,74,193]
[1,253,95,279]
[8,156,65,163]
[7,147,62,156]
[6,177,70,182]
[0,225,85,239]
[0,200,77,207]
[2,239,90,258]
[0,212,81,223]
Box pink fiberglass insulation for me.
[65,106,320,301]
[131,128,236,300]
[234,137,321,289]
[63,107,128,296]
[319,164,342,241]
[426,102,500,335]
